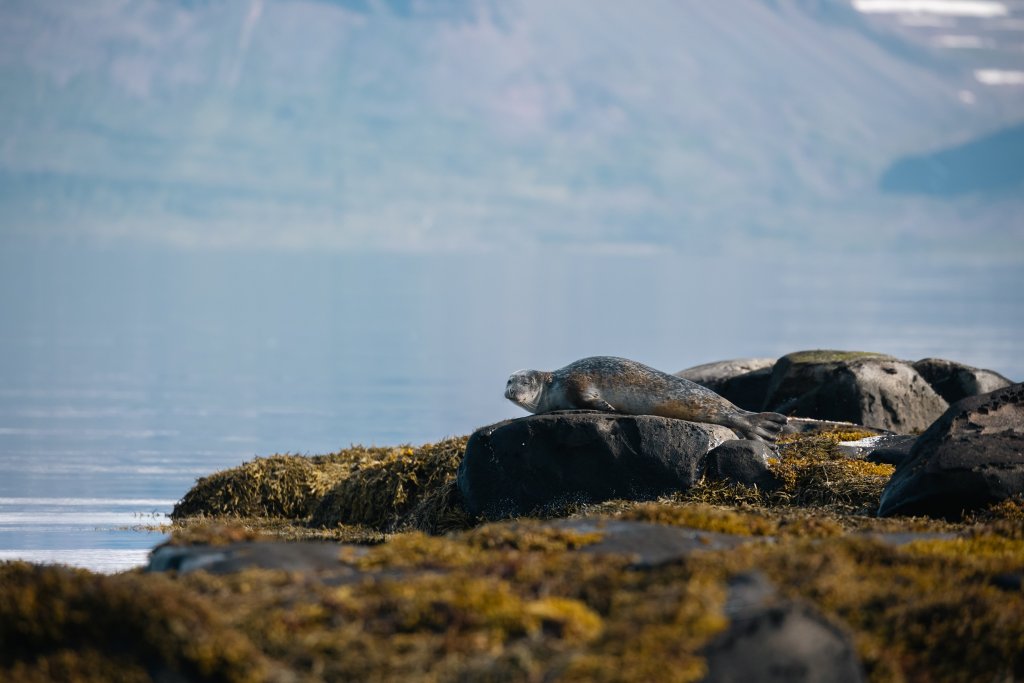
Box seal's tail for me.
[737,412,788,443]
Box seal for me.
[505,356,788,443]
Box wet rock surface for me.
[879,383,1024,519]
[701,573,865,683]
[705,439,781,491]
[763,350,948,432]
[457,411,735,519]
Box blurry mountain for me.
[0,0,1022,253]
[881,121,1024,195]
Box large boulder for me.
[878,383,1024,519]
[676,358,776,412]
[457,412,735,519]
[762,350,948,433]
[912,357,1013,404]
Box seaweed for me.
[0,562,267,682]
[5,514,1023,682]
[172,449,377,519]
[58,427,1014,682]
[310,437,468,530]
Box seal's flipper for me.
[735,412,788,443]
[578,390,616,412]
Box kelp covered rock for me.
[762,350,948,432]
[879,383,1024,519]
[311,437,467,530]
[172,447,389,519]
[458,412,735,519]
[172,438,468,533]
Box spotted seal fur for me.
[505,356,788,443]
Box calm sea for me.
[1,244,1021,572]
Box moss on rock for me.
[783,350,896,365]
[618,501,779,536]
[734,535,1024,681]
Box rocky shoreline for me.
[2,350,1022,682]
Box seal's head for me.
[505,369,546,413]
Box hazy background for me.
[0,1,1022,565]
[2,0,1024,254]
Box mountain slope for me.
[0,0,1021,252]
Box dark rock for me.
[705,439,782,491]
[147,541,363,575]
[878,383,1024,519]
[677,358,776,411]
[701,572,865,683]
[457,412,735,520]
[763,350,948,432]
[863,434,918,467]
[913,357,1013,404]
[551,518,757,568]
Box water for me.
[1,244,1021,572]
